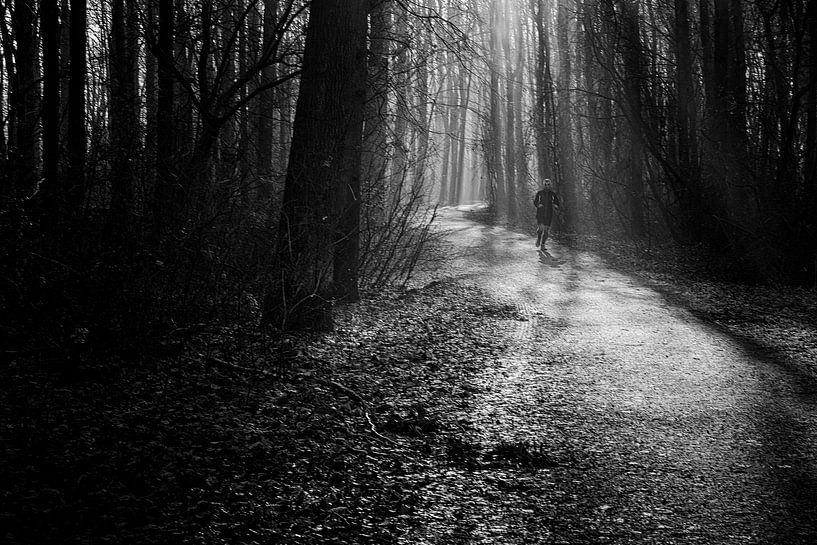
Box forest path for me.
[403,205,817,544]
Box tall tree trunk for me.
[447,63,462,205]
[218,1,239,186]
[60,0,71,153]
[0,47,7,191]
[699,0,717,128]
[674,0,698,183]
[391,3,410,195]
[271,0,368,326]
[257,0,279,183]
[727,0,746,149]
[11,0,40,198]
[451,71,471,205]
[109,0,140,226]
[154,0,176,241]
[673,0,707,241]
[363,0,391,217]
[712,0,730,144]
[532,0,552,184]
[333,23,367,302]
[438,102,453,204]
[144,5,158,204]
[619,0,644,237]
[807,1,817,204]
[241,5,261,180]
[503,2,517,221]
[556,0,577,231]
[67,0,87,215]
[413,31,430,190]
[40,0,61,210]
[488,1,506,212]
[514,22,529,208]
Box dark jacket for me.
[534,189,560,225]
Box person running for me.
[533,178,560,252]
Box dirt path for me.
[402,206,817,544]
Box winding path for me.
[404,205,817,544]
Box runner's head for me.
[542,178,552,190]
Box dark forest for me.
[3,0,817,543]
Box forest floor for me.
[3,204,817,544]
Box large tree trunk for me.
[40,0,61,211]
[438,102,452,205]
[109,0,140,228]
[513,25,529,209]
[413,32,430,191]
[451,71,471,206]
[271,0,368,327]
[363,0,391,218]
[257,0,279,183]
[532,0,552,184]
[807,2,817,204]
[0,42,7,191]
[67,0,87,216]
[488,1,506,212]
[447,62,462,206]
[503,2,517,221]
[144,6,158,204]
[556,0,577,231]
[673,0,703,238]
[153,0,176,242]
[11,0,40,198]
[619,0,644,237]
[391,3,410,196]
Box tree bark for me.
[503,1,517,221]
[109,0,140,225]
[363,0,391,217]
[451,71,471,205]
[11,0,40,198]
[67,0,87,215]
[488,1,506,212]
[154,0,176,241]
[807,1,817,203]
[391,3,410,195]
[272,0,368,325]
[40,0,61,209]
[619,0,644,237]
[532,0,553,184]
[556,0,577,231]
[257,0,279,182]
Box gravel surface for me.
[401,205,817,544]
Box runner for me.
[533,178,560,252]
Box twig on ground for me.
[302,373,398,446]
[208,356,255,374]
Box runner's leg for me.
[540,225,550,250]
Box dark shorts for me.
[536,208,553,226]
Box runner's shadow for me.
[538,250,563,267]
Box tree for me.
[109,0,140,228]
[40,0,60,210]
[10,0,40,198]
[271,0,368,327]
[67,0,87,216]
